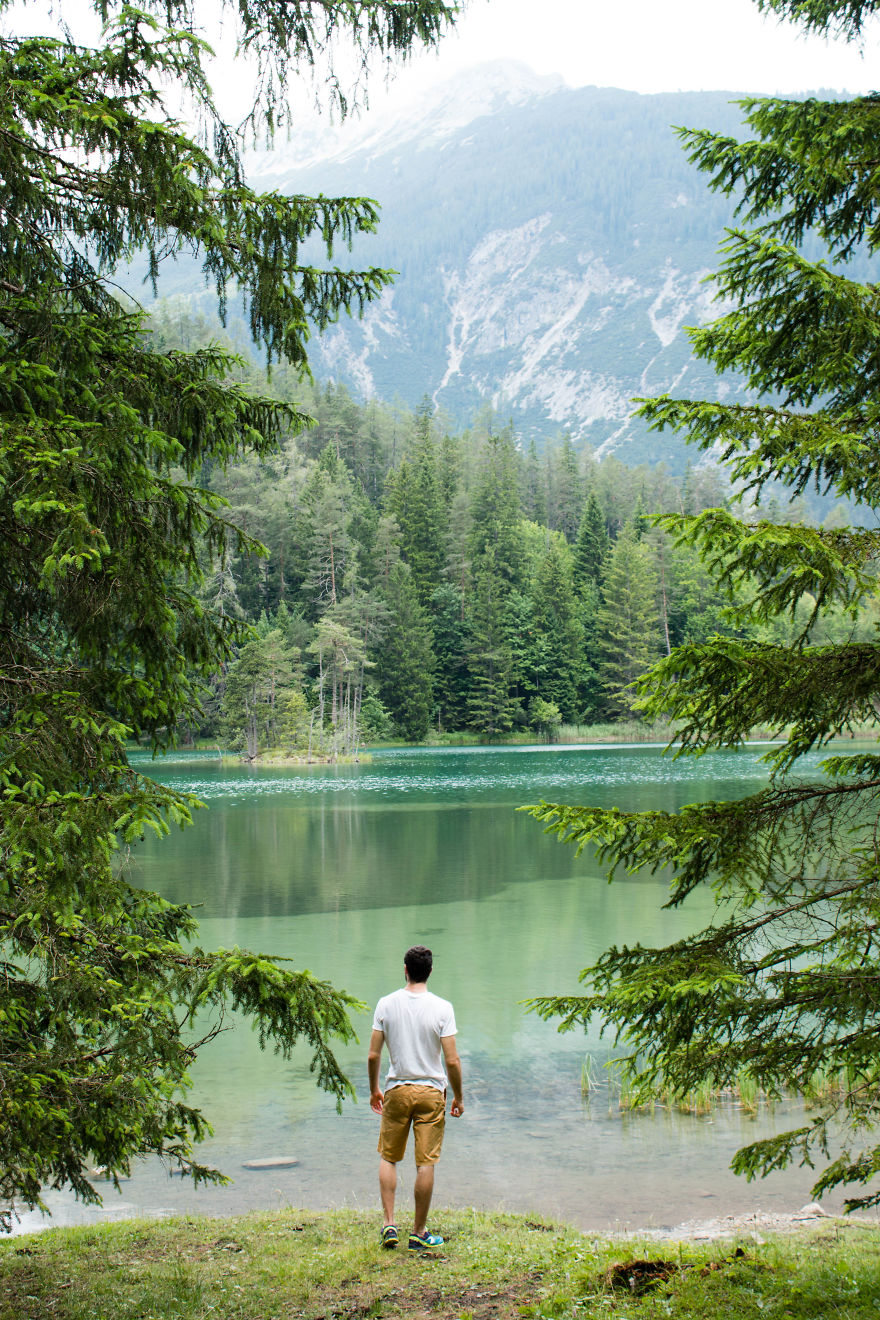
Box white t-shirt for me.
[372,987,457,1092]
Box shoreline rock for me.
[638,1202,875,1243]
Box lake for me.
[17,742,845,1235]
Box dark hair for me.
[404,945,433,982]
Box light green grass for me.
[3,1208,880,1320]
[556,720,679,744]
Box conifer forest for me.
[152,311,880,758]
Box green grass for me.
[589,1056,860,1121]
[556,720,679,744]
[3,1208,880,1320]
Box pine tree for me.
[468,429,524,588]
[387,410,444,604]
[527,0,880,1211]
[0,0,454,1224]
[220,629,299,757]
[430,583,470,732]
[575,578,601,719]
[573,492,610,592]
[308,615,370,755]
[466,548,518,738]
[303,465,354,612]
[377,564,436,741]
[438,431,463,513]
[547,435,583,542]
[502,588,539,717]
[530,542,584,723]
[521,437,548,525]
[593,523,663,716]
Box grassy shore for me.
[148,721,880,761]
[4,1208,880,1320]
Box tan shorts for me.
[378,1084,446,1165]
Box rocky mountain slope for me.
[242,64,756,467]
[149,65,855,469]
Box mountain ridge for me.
[153,65,862,470]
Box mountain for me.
[146,65,861,470]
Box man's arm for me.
[441,1034,464,1117]
[368,1028,385,1113]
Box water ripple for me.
[127,743,825,805]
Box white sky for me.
[390,0,880,98]
[201,0,880,133]
[6,0,880,125]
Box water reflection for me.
[130,742,794,920]
[21,744,848,1234]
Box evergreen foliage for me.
[530,542,584,722]
[377,564,435,741]
[152,339,867,747]
[468,428,525,588]
[573,493,610,591]
[594,523,664,715]
[0,0,453,1225]
[429,582,470,733]
[526,0,880,1210]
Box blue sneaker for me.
[381,1225,399,1249]
[408,1230,444,1250]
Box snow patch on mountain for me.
[346,61,565,159]
[437,214,554,394]
[317,293,403,399]
[649,266,698,346]
[648,264,722,346]
[503,370,632,431]
[246,61,564,180]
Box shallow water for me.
[15,743,847,1234]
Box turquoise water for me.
[19,743,843,1234]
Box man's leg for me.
[413,1163,435,1237]
[379,1158,397,1227]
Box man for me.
[368,944,463,1250]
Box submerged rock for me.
[241,1156,300,1170]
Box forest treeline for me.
[152,308,875,755]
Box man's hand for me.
[442,1035,464,1117]
[367,1028,385,1115]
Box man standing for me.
[368,945,463,1250]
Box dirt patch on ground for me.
[306,1273,546,1320]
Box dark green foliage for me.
[468,429,525,588]
[502,588,539,713]
[0,0,453,1224]
[429,583,470,732]
[387,412,445,604]
[377,564,435,741]
[573,492,609,591]
[593,523,663,715]
[530,543,584,722]
[171,364,762,748]
[301,462,355,613]
[221,629,300,757]
[520,438,548,525]
[546,436,583,542]
[757,0,880,37]
[466,549,518,739]
[526,0,880,1211]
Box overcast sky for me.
[7,0,880,122]
[382,0,880,100]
